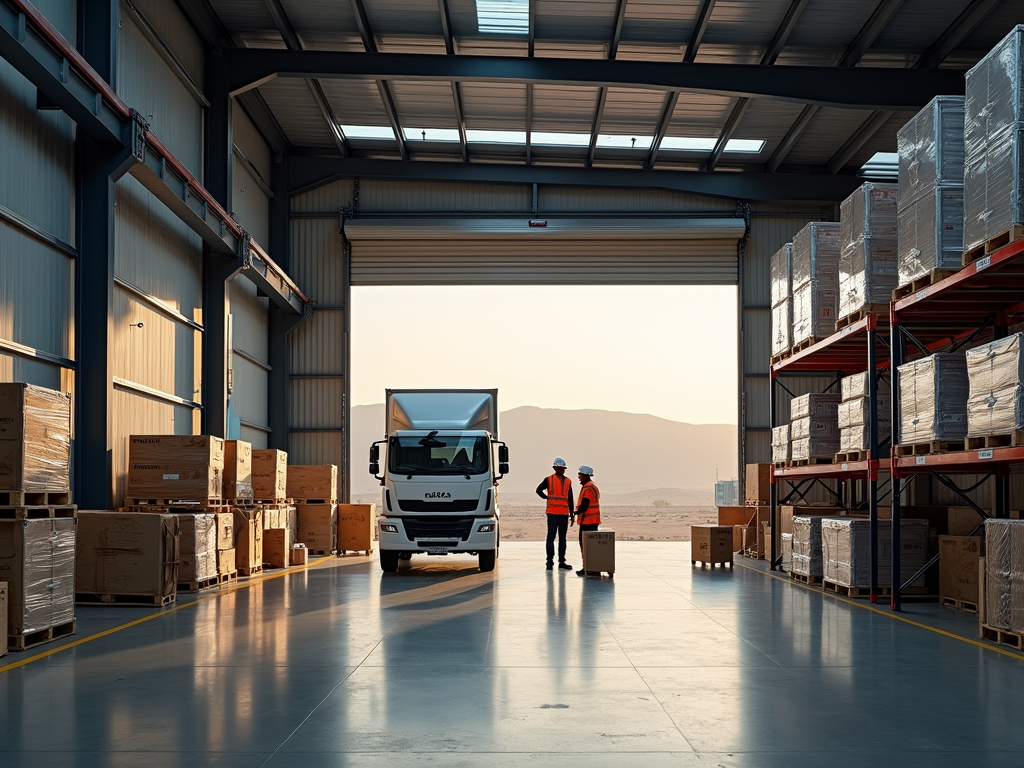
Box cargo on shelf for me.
[0,382,72,494]
[287,465,338,502]
[297,503,337,555]
[791,222,841,345]
[252,449,288,501]
[127,435,225,503]
[337,504,376,554]
[790,393,841,420]
[821,518,929,590]
[780,532,793,572]
[897,96,966,287]
[963,26,1024,258]
[772,424,790,464]
[744,464,771,506]
[178,514,217,584]
[233,507,264,575]
[841,371,891,403]
[791,516,833,580]
[838,182,899,319]
[939,535,983,611]
[770,243,793,357]
[223,440,253,502]
[983,519,1024,632]
[966,332,1024,437]
[76,512,178,603]
[897,353,969,444]
[0,518,76,647]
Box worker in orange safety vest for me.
[573,465,601,577]
[536,457,574,570]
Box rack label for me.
[916,456,926,465]
[917,287,929,300]
[979,449,994,460]
[841,463,849,470]
[976,255,992,272]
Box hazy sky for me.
[351,285,738,425]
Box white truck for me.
[369,389,508,573]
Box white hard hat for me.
[552,457,567,468]
[578,465,594,476]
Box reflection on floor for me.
[2,542,1021,767]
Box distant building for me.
[714,480,739,507]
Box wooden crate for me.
[233,508,264,575]
[264,529,292,568]
[75,512,178,603]
[939,535,983,610]
[337,504,375,554]
[297,504,337,555]
[582,529,614,576]
[291,545,308,566]
[217,547,236,579]
[691,525,733,567]
[224,440,253,502]
[177,513,218,584]
[287,465,338,503]
[744,464,771,506]
[0,519,76,643]
[127,435,225,502]
[252,449,288,501]
[0,382,71,493]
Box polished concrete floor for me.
[2,541,1023,767]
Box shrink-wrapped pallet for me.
[791,516,831,578]
[0,518,75,637]
[781,532,793,572]
[838,397,892,429]
[839,425,892,454]
[772,424,790,464]
[897,353,969,443]
[791,393,841,420]
[897,96,966,285]
[821,518,929,589]
[792,222,841,289]
[839,183,899,318]
[0,383,72,492]
[771,242,794,356]
[966,333,1024,436]
[841,182,899,245]
[985,519,1024,631]
[178,513,217,583]
[791,436,840,462]
[772,300,791,357]
[963,26,1024,253]
[841,371,891,403]
[790,416,838,441]
[792,279,837,344]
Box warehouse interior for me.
[3,0,1024,764]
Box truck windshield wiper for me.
[418,430,445,448]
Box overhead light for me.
[466,129,527,144]
[404,127,460,142]
[340,125,396,140]
[476,0,529,35]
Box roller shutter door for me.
[344,218,744,285]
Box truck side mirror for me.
[499,462,509,475]
[370,444,379,462]
[369,461,379,475]
[498,445,509,463]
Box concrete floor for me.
[2,541,1023,767]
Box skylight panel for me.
[340,125,396,140]
[659,137,765,153]
[596,134,653,150]
[531,132,592,147]
[404,128,461,142]
[476,0,529,35]
[859,151,898,178]
[724,139,765,153]
[466,129,527,144]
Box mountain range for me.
[350,404,736,501]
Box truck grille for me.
[401,516,476,541]
[397,499,479,513]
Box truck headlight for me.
[380,523,399,533]
[477,524,495,533]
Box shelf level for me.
[772,314,889,374]
[774,458,891,481]
[894,447,1024,473]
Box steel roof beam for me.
[586,0,628,167]
[225,49,964,110]
[646,92,679,169]
[528,0,535,56]
[707,0,810,171]
[437,0,468,162]
[174,0,230,48]
[684,0,717,63]
[288,156,864,202]
[826,110,894,174]
[526,82,533,164]
[609,0,627,57]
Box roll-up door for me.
[344,218,745,285]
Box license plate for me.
[426,547,450,555]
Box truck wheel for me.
[380,550,399,572]
[479,549,496,572]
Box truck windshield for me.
[389,435,490,476]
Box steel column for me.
[268,308,304,451]
[890,311,903,611]
[202,256,241,438]
[868,322,879,602]
[769,368,778,570]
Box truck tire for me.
[479,549,496,572]
[380,550,399,572]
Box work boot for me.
[546,562,553,570]
[576,569,586,577]
[558,562,572,570]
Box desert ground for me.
[497,502,717,541]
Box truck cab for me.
[370,390,507,572]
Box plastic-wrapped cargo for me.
[791,392,841,420]
[821,518,929,589]
[966,332,1024,437]
[791,222,841,290]
[792,278,837,344]
[790,416,838,441]
[791,516,832,578]
[771,300,791,357]
[0,519,76,637]
[771,243,793,308]
[838,397,892,429]
[841,371,891,402]
[0,383,72,492]
[985,518,1024,631]
[963,26,1024,253]
[898,96,966,203]
[897,187,965,286]
[781,532,793,572]
[897,353,969,443]
[772,424,790,464]
[178,514,217,583]
[791,436,840,462]
[839,237,899,319]
[841,183,899,245]
[840,425,892,453]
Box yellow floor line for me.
[734,557,1024,662]
[0,555,339,674]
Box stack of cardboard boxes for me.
[292,465,339,557]
[250,449,290,573]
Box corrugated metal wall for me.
[231,102,272,246]
[230,278,270,448]
[0,0,76,393]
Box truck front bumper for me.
[378,515,498,554]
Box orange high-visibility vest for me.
[577,482,601,525]
[546,473,571,515]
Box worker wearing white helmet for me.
[536,457,574,571]
[574,465,601,577]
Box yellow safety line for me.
[734,558,1024,662]
[0,555,340,674]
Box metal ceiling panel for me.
[783,107,871,164]
[620,0,700,48]
[701,0,793,47]
[690,44,765,65]
[533,42,609,59]
[841,109,917,169]
[782,0,877,50]
[317,78,391,125]
[600,87,669,133]
[615,43,686,62]
[278,0,364,50]
[388,80,458,128]
[961,8,1024,54]
[666,93,736,137]
[871,0,967,51]
[362,0,445,37]
[461,82,527,130]
[258,79,339,147]
[532,85,602,132]
[377,37,449,54]
[453,38,529,57]
[535,0,620,43]
[731,98,805,160]
[207,0,285,47]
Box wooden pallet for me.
[0,505,77,520]
[238,565,263,577]
[834,451,869,464]
[218,571,238,584]
[128,498,226,508]
[691,560,732,569]
[965,431,1024,450]
[76,592,175,607]
[0,490,71,506]
[773,462,788,470]
[980,623,1024,651]
[823,581,928,598]
[940,596,979,613]
[176,575,222,593]
[790,571,822,585]
[963,224,1024,265]
[338,549,373,557]
[771,336,827,365]
[893,440,965,457]
[254,498,290,505]
[9,620,76,652]
[835,304,889,331]
[307,548,335,556]
[290,498,338,505]
[787,457,834,467]
[745,499,768,507]
[892,268,960,301]
[225,497,255,507]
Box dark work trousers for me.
[578,523,599,554]
[545,514,569,565]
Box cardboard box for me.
[252,449,288,500]
[218,548,236,577]
[583,529,615,574]
[0,581,6,656]
[297,504,337,554]
[178,514,217,583]
[744,464,771,506]
[939,535,983,605]
[233,508,264,573]
[264,529,291,568]
[287,465,338,502]
[337,504,375,553]
[76,512,177,598]
[291,544,308,566]
[215,512,234,550]
[0,383,71,491]
[0,519,75,637]
[262,504,283,531]
[127,435,224,501]
[223,440,253,502]
[691,525,733,565]
[731,525,744,553]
